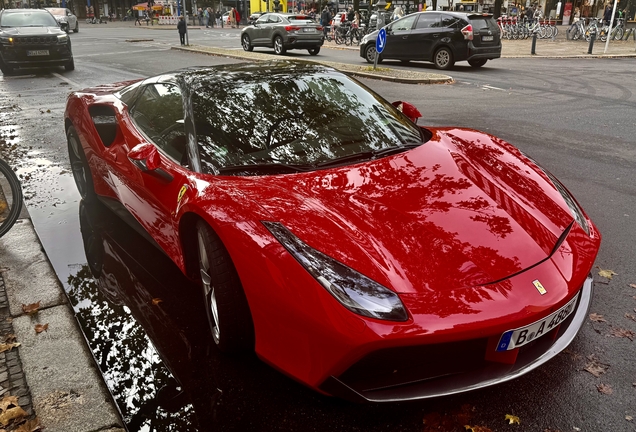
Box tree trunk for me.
[494,0,502,17]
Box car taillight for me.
[461,24,473,40]
[285,25,301,31]
[316,26,323,30]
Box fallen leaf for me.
[34,324,49,334]
[626,415,633,422]
[0,406,26,426]
[152,298,163,306]
[46,109,50,113]
[630,284,636,289]
[597,267,617,280]
[584,361,609,377]
[0,397,17,412]
[625,313,636,322]
[465,426,493,432]
[2,335,16,344]
[505,414,520,424]
[597,383,613,395]
[14,418,42,431]
[609,327,635,341]
[589,313,606,322]
[0,343,20,354]
[21,302,41,316]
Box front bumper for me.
[0,42,73,68]
[320,276,593,402]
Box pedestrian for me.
[197,7,202,25]
[603,3,614,25]
[573,6,581,22]
[135,10,141,25]
[321,6,331,37]
[203,7,209,27]
[347,6,354,21]
[177,15,186,45]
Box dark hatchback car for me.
[360,11,501,70]
[0,9,74,75]
[241,13,324,56]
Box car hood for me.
[1,27,64,36]
[238,127,576,294]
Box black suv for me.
[0,9,75,75]
[360,12,501,70]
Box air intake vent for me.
[89,105,118,147]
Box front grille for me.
[13,36,57,44]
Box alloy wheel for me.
[198,231,221,344]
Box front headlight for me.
[263,221,408,321]
[0,36,13,45]
[57,34,68,43]
[544,171,590,235]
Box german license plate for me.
[482,35,494,41]
[496,292,580,352]
[303,28,316,32]
[26,50,49,56]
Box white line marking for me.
[74,48,169,58]
[51,72,82,88]
[482,85,505,91]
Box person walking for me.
[177,15,187,45]
[135,10,141,25]
[321,6,331,38]
[203,7,209,27]
[603,3,614,25]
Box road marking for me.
[51,72,82,88]
[74,48,169,58]
[482,85,505,91]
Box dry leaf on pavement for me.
[21,302,41,316]
[505,414,520,424]
[465,426,493,432]
[0,343,20,354]
[597,267,617,280]
[152,298,163,306]
[15,418,42,431]
[0,395,27,426]
[589,313,606,322]
[625,314,636,322]
[597,383,613,395]
[34,324,49,334]
[584,362,609,377]
[626,416,633,422]
[629,283,636,289]
[2,335,16,344]
[609,328,635,341]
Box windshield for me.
[46,8,66,16]
[190,68,426,175]
[1,11,58,27]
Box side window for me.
[415,13,441,29]
[441,15,461,28]
[130,83,187,164]
[268,15,281,23]
[256,14,268,24]
[391,14,417,31]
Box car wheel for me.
[308,46,320,55]
[196,220,254,353]
[242,34,253,52]
[74,22,79,33]
[67,125,96,202]
[468,59,487,68]
[433,47,454,70]
[78,201,104,278]
[64,58,75,71]
[273,35,286,55]
[364,45,378,64]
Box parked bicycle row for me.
[567,16,629,41]
[497,17,559,40]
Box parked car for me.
[45,7,79,33]
[0,9,75,75]
[65,61,600,402]
[360,11,502,69]
[248,12,265,25]
[222,11,230,25]
[241,13,323,55]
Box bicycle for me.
[0,158,23,238]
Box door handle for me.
[402,36,408,39]
[433,33,440,38]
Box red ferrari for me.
[65,61,601,402]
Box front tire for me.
[67,125,96,202]
[433,46,454,70]
[364,45,381,64]
[242,34,253,52]
[308,46,320,55]
[196,220,254,353]
[273,35,286,55]
[74,21,79,32]
[64,58,75,71]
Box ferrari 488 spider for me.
[65,61,601,402]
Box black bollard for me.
[587,32,596,54]
[531,32,537,55]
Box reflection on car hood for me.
[0,27,64,36]
[240,127,576,294]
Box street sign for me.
[376,28,387,54]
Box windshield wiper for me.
[217,162,311,174]
[316,144,420,168]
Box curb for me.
[171,45,454,84]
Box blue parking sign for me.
[376,28,387,54]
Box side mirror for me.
[392,101,422,124]
[128,143,160,171]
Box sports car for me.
[65,61,601,402]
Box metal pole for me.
[531,31,537,54]
[603,0,618,53]
[587,30,595,54]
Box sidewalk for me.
[0,213,124,432]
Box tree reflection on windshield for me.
[185,63,425,175]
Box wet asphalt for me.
[0,25,635,432]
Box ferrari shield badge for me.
[177,185,187,204]
[533,280,547,295]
